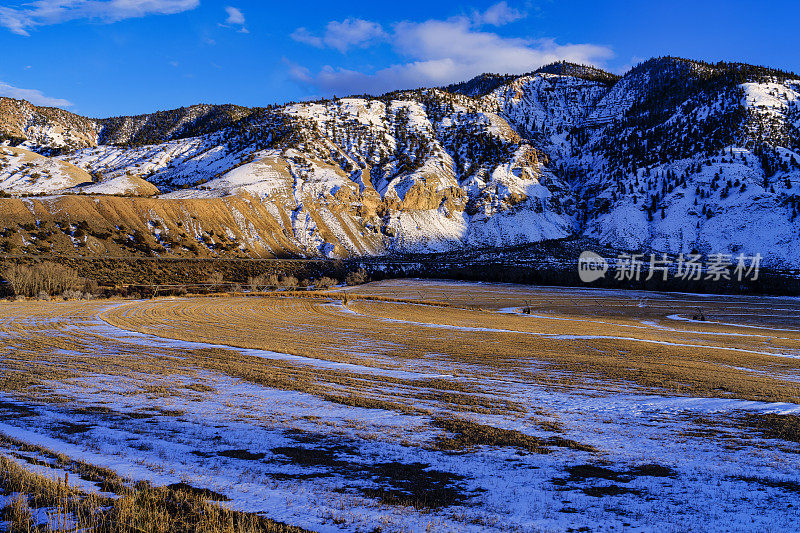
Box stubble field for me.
[1,279,800,532]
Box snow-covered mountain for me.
[1,57,799,265]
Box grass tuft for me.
[430,417,596,453]
[739,413,800,443]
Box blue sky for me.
[1,0,796,117]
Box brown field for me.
[99,283,800,404]
[1,279,800,531]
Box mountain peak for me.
[534,61,619,85]
[442,73,519,97]
[443,62,619,98]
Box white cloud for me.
[0,80,72,107]
[282,58,313,83]
[224,6,243,25]
[222,6,247,33]
[290,27,322,48]
[0,0,199,36]
[323,18,385,53]
[289,14,614,96]
[472,2,525,26]
[291,18,386,53]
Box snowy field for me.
[1,280,800,531]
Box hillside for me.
[0,194,308,257]
[0,97,99,153]
[0,56,798,265]
[97,103,254,146]
[0,145,92,193]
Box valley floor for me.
[1,280,800,531]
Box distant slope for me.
[76,174,160,197]
[0,56,798,265]
[97,104,254,146]
[0,194,323,257]
[0,99,254,151]
[443,73,519,97]
[534,61,620,86]
[570,58,800,265]
[443,62,619,97]
[0,97,99,153]
[0,146,92,194]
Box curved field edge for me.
[2,280,800,531]
[99,283,800,405]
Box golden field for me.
[1,280,800,532]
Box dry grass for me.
[0,298,550,448]
[1,280,799,528]
[0,454,312,532]
[1,283,799,444]
[430,417,595,454]
[100,285,800,404]
[0,434,126,495]
[737,413,800,443]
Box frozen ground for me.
[1,281,800,531]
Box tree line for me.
[1,262,96,299]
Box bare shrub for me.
[83,278,100,295]
[206,272,224,290]
[2,264,31,295]
[345,268,368,286]
[247,275,265,292]
[315,276,337,289]
[61,289,83,300]
[266,273,280,287]
[279,275,298,289]
[1,262,83,297]
[39,262,79,295]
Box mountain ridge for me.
[0,56,798,266]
